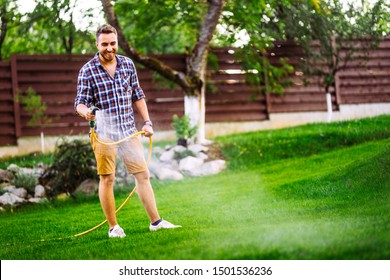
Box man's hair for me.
[96,24,117,41]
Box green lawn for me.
[0,115,389,260]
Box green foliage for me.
[39,138,97,199]
[172,114,198,141]
[173,149,196,160]
[0,0,96,60]
[16,87,51,129]
[13,171,37,194]
[114,0,205,54]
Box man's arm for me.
[76,104,96,122]
[134,98,153,137]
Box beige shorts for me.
[90,133,147,175]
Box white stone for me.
[179,156,204,172]
[74,179,99,195]
[188,144,209,154]
[7,164,20,173]
[172,145,187,153]
[188,160,227,177]
[154,167,184,181]
[0,192,25,206]
[11,187,28,199]
[197,152,209,160]
[34,185,46,198]
[28,197,47,204]
[3,185,16,192]
[160,149,175,162]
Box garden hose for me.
[72,108,153,237]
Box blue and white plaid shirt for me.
[75,53,145,140]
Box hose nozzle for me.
[89,106,99,128]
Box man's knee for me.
[134,169,150,182]
[100,174,115,186]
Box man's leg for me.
[99,173,118,228]
[133,169,160,223]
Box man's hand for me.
[76,104,96,122]
[142,124,154,137]
[85,109,96,122]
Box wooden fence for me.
[1,39,390,146]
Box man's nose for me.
[107,46,112,52]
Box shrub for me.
[173,149,196,160]
[13,171,37,194]
[39,138,97,199]
[172,114,198,146]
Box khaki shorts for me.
[90,133,147,175]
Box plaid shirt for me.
[75,53,145,139]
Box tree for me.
[101,0,339,143]
[0,0,21,60]
[0,0,97,60]
[270,0,390,94]
[101,0,224,143]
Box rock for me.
[172,145,187,153]
[188,160,227,177]
[73,179,99,195]
[10,187,28,199]
[197,152,209,160]
[179,156,204,172]
[0,169,13,183]
[188,144,209,154]
[3,185,16,192]
[154,167,184,180]
[0,192,25,206]
[34,185,46,198]
[7,164,20,173]
[160,149,175,162]
[28,197,47,204]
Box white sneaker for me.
[108,225,126,238]
[149,220,182,231]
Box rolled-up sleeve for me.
[130,61,145,103]
[74,68,92,112]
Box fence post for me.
[11,55,21,138]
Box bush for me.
[39,138,97,199]
[173,149,196,160]
[172,114,198,145]
[13,171,37,194]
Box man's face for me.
[96,33,118,63]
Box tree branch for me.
[187,0,225,78]
[100,0,195,94]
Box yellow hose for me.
[73,128,153,237]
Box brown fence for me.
[1,39,390,147]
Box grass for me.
[0,115,389,260]
[0,152,53,169]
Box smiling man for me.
[74,24,180,238]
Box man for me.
[74,24,180,238]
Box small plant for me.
[13,171,37,194]
[39,138,97,199]
[172,114,198,146]
[173,149,196,160]
[15,87,52,153]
